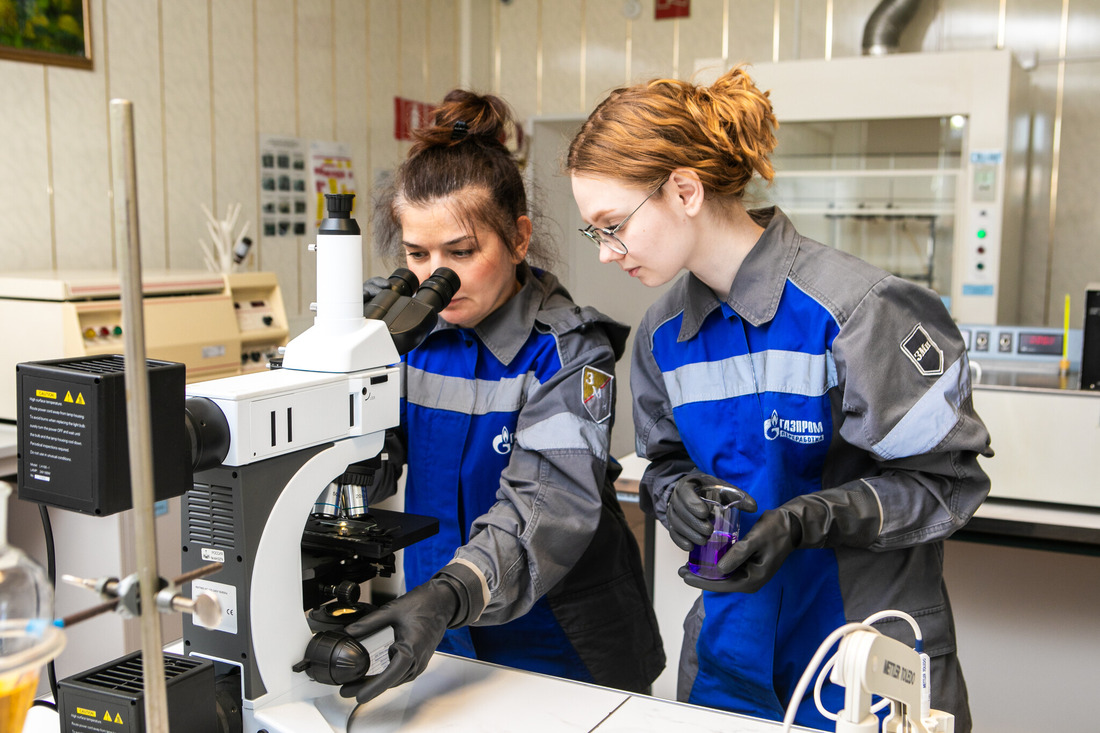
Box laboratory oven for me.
[0,270,288,421]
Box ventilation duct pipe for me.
[862,0,923,55]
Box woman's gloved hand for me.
[362,275,392,303]
[666,472,756,551]
[679,484,882,593]
[338,563,484,704]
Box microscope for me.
[180,193,457,732]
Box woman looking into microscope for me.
[337,89,664,704]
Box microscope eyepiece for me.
[363,268,422,321]
[412,268,459,310]
[365,267,461,355]
[387,268,420,297]
[323,192,355,218]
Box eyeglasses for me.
[578,176,669,255]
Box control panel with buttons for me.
[957,323,1083,371]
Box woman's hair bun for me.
[409,89,513,157]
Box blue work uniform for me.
[379,266,664,692]
[633,209,991,730]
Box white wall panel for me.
[540,0,584,116]
[298,0,335,141]
[464,0,495,91]
[105,0,167,270]
[679,2,726,77]
[0,63,51,268]
[830,0,880,58]
[1049,60,1100,327]
[630,13,676,83]
[296,1,336,314]
[427,0,460,105]
[727,0,777,65]
[1020,62,1057,326]
[161,0,213,271]
[367,0,401,277]
[497,0,538,120]
[795,0,829,60]
[583,0,628,109]
[772,0,798,61]
[334,0,374,278]
[1068,0,1100,57]
[935,0,1000,52]
[212,0,259,272]
[399,0,429,103]
[256,0,301,316]
[49,0,111,270]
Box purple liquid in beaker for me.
[686,488,741,580]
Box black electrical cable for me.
[37,503,59,710]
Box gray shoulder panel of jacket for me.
[536,300,631,364]
[787,236,890,326]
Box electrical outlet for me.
[974,331,990,352]
[998,332,1013,353]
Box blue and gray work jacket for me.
[379,266,664,692]
[633,209,991,731]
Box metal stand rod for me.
[109,98,170,733]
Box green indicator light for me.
[977,229,987,239]
[113,326,123,336]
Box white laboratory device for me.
[181,193,457,733]
[783,613,955,733]
[831,631,953,733]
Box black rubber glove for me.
[679,484,881,593]
[666,472,757,551]
[362,275,391,303]
[339,563,484,704]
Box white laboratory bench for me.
[22,651,814,733]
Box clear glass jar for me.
[0,481,65,730]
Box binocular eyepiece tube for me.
[363,267,460,355]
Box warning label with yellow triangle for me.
[76,393,85,404]
[64,391,74,403]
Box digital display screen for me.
[1017,332,1063,356]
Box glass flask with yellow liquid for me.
[0,481,65,731]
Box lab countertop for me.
[23,652,814,733]
[959,497,1100,552]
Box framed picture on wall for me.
[0,0,92,70]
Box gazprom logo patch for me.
[492,426,513,455]
[763,410,824,445]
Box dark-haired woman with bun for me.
[567,66,990,731]
[338,89,664,705]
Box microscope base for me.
[247,692,359,733]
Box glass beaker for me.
[686,485,742,580]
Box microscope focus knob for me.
[328,580,360,605]
[294,630,370,686]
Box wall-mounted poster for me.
[259,135,310,239]
[309,141,357,228]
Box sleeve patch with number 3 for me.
[581,365,613,423]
